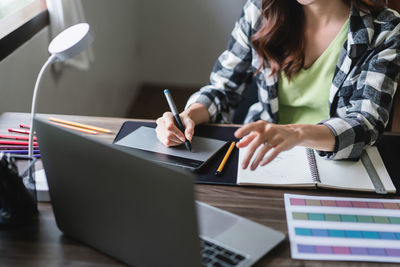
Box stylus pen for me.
[215,142,235,176]
[163,89,192,152]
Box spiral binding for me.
[306,148,321,183]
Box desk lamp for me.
[28,23,93,159]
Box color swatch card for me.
[284,194,400,263]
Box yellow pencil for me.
[49,117,112,134]
[215,141,236,176]
[50,122,99,135]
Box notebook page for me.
[315,154,374,191]
[237,146,314,186]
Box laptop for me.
[35,118,285,267]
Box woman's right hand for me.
[155,112,195,147]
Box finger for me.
[236,132,257,148]
[156,125,182,146]
[155,117,163,126]
[162,111,174,122]
[165,140,183,147]
[166,131,185,145]
[156,119,184,145]
[155,119,167,143]
[234,121,264,139]
[183,117,195,141]
[234,123,258,139]
[250,144,273,170]
[260,147,281,166]
[241,136,262,169]
[162,137,182,147]
[163,112,186,142]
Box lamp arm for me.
[28,55,57,159]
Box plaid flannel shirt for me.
[186,0,400,160]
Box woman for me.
[156,0,400,171]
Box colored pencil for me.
[0,135,36,141]
[49,117,112,134]
[0,146,39,150]
[50,122,99,135]
[0,140,38,146]
[19,124,31,129]
[8,128,31,135]
[0,150,40,154]
[215,142,236,176]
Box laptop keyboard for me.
[200,238,246,266]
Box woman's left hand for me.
[234,120,302,170]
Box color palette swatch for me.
[292,212,400,224]
[290,197,400,210]
[295,227,400,240]
[285,194,400,263]
[297,244,400,257]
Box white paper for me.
[316,146,396,193]
[35,169,50,202]
[316,156,374,191]
[237,146,313,186]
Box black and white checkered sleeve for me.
[319,25,400,160]
[185,0,259,123]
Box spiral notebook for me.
[237,146,396,194]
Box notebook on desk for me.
[237,146,396,194]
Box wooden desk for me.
[0,112,399,266]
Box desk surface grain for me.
[1,112,399,266]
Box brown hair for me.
[251,0,387,79]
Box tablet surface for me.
[114,126,227,170]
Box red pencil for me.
[0,135,36,141]
[0,140,38,146]
[19,124,31,129]
[8,128,31,135]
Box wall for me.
[0,0,140,117]
[0,0,246,117]
[136,0,247,86]
[38,0,141,116]
[0,27,50,114]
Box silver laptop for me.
[35,118,284,267]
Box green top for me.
[278,19,349,125]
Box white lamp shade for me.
[48,23,93,62]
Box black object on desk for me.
[113,121,240,185]
[0,154,38,226]
[114,121,400,194]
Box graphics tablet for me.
[114,126,228,171]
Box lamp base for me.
[0,154,38,227]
